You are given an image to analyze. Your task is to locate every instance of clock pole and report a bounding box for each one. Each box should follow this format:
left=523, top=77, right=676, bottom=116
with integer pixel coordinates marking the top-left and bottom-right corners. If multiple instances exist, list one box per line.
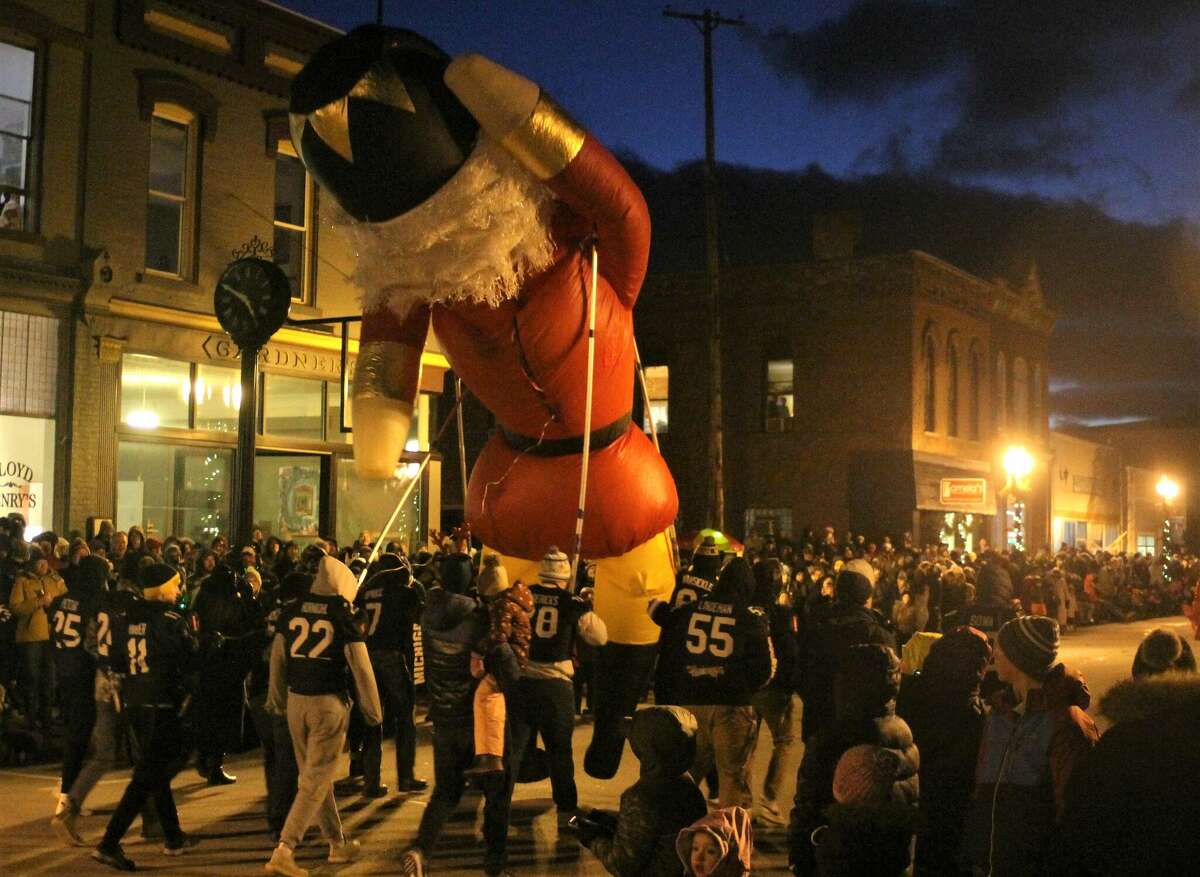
left=230, top=344, right=260, bottom=548
left=214, top=253, right=292, bottom=552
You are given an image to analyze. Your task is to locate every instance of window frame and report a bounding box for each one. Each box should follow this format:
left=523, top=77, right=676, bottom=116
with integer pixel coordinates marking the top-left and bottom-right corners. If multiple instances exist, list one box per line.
left=946, top=337, right=960, bottom=438
left=968, top=343, right=982, bottom=441
left=923, top=335, right=937, bottom=433
left=0, top=32, right=42, bottom=236
left=273, top=138, right=316, bottom=305
left=763, top=355, right=795, bottom=430
left=144, top=102, right=199, bottom=281
left=995, top=351, right=1007, bottom=433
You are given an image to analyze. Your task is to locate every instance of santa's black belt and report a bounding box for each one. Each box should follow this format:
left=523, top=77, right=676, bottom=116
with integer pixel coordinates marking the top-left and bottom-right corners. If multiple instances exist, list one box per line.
left=500, top=412, right=632, bottom=457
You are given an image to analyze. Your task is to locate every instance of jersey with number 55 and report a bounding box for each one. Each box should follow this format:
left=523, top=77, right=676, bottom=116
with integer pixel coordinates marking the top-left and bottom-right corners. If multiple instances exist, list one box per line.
left=278, top=593, right=363, bottom=696
left=651, top=598, right=773, bottom=706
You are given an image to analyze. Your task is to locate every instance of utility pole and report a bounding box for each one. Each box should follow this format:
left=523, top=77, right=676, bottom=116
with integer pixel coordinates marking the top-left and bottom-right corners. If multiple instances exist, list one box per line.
left=376, top=0, right=385, bottom=25
left=664, top=6, right=743, bottom=532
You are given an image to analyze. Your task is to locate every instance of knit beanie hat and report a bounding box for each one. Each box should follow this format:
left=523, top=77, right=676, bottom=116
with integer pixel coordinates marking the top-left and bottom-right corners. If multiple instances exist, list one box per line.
left=836, top=558, right=876, bottom=605
left=1134, top=628, right=1184, bottom=675
left=997, top=616, right=1059, bottom=680
left=477, top=554, right=510, bottom=597
left=832, top=744, right=903, bottom=804
left=538, top=546, right=571, bottom=584
left=139, top=562, right=181, bottom=601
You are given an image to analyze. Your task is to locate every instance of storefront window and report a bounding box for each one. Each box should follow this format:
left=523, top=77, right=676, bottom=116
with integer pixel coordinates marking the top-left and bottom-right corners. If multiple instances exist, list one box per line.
left=336, top=462, right=424, bottom=552
left=117, top=441, right=231, bottom=541
left=120, top=354, right=190, bottom=430
left=263, top=373, right=322, bottom=439
left=325, top=380, right=349, bottom=443
left=194, top=363, right=240, bottom=433
left=0, top=414, right=54, bottom=540
left=254, top=453, right=322, bottom=541
left=1, top=310, right=57, bottom=416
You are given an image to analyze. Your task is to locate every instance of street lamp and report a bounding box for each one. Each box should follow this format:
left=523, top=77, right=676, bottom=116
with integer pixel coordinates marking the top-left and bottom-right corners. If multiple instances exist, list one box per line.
left=1003, top=445, right=1035, bottom=552
left=1156, top=475, right=1179, bottom=580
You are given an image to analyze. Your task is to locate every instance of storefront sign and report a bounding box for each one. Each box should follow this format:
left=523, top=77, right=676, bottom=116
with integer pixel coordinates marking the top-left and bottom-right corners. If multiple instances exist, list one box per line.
left=0, top=415, right=55, bottom=539
left=940, top=477, right=986, bottom=504
left=201, top=334, right=346, bottom=380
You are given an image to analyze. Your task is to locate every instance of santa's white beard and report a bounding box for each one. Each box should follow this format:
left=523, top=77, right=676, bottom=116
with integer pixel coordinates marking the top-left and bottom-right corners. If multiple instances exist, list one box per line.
left=335, top=137, right=556, bottom=318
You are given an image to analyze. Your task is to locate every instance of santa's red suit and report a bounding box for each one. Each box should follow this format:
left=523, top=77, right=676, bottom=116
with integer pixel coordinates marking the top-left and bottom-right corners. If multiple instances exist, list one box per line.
left=352, top=55, right=678, bottom=776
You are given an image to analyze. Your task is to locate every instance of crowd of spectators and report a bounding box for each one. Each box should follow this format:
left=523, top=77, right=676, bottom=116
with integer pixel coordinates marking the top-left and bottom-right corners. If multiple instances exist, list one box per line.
left=3, top=507, right=1200, bottom=874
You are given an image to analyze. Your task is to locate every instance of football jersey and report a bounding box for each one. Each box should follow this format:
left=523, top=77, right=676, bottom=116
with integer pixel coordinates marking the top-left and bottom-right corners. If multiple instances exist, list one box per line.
left=671, top=569, right=718, bottom=608
left=113, top=599, right=198, bottom=707
left=658, top=597, right=773, bottom=706
left=355, top=569, right=423, bottom=653
left=279, top=593, right=363, bottom=696
left=527, top=584, right=588, bottom=664
left=48, top=592, right=100, bottom=680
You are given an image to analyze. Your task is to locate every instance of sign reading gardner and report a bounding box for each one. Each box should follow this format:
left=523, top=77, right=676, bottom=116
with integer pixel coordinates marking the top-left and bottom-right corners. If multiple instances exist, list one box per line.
left=940, top=477, right=987, bottom=504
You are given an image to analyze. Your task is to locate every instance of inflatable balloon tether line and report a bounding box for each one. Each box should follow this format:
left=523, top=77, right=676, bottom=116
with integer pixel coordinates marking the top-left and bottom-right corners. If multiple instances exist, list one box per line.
left=569, top=239, right=600, bottom=585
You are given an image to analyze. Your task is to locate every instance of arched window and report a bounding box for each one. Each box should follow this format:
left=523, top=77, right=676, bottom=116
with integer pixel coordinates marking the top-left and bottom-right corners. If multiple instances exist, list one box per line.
left=1030, top=363, right=1042, bottom=433
left=969, top=344, right=982, bottom=440
left=923, top=335, right=937, bottom=433
left=996, top=352, right=1007, bottom=433
left=947, top=339, right=960, bottom=438
left=1012, top=357, right=1029, bottom=430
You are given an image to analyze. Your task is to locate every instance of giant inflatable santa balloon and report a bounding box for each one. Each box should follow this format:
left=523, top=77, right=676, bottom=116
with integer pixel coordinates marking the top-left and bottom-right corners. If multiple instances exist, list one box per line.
left=289, top=26, right=678, bottom=777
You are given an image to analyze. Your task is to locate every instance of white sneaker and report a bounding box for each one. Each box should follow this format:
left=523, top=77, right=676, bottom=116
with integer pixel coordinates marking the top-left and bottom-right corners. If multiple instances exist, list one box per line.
left=54, top=793, right=71, bottom=818
left=328, top=836, right=360, bottom=864
left=400, top=848, right=426, bottom=877
left=265, top=843, right=308, bottom=877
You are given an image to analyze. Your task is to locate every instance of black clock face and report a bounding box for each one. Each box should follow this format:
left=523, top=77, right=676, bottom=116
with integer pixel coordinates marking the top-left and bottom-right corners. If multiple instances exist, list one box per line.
left=214, top=257, right=292, bottom=349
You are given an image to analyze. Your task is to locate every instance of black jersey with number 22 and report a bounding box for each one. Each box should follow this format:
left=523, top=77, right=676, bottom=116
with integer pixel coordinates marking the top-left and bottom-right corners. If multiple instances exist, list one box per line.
left=280, top=593, right=363, bottom=696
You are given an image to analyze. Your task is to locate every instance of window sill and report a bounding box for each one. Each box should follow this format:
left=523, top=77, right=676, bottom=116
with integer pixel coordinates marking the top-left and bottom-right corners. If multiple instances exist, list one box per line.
left=0, top=229, right=45, bottom=246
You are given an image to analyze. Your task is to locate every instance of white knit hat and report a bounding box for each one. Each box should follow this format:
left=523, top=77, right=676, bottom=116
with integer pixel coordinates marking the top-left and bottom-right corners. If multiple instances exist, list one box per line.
left=539, top=546, right=571, bottom=584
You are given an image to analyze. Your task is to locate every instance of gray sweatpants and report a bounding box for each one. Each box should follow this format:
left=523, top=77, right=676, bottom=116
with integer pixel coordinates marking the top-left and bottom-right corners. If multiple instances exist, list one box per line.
left=280, top=692, right=350, bottom=850
left=69, top=696, right=119, bottom=805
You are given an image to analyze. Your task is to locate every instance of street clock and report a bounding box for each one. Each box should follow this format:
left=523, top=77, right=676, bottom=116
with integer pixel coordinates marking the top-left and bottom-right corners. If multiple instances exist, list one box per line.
left=214, top=257, right=292, bottom=349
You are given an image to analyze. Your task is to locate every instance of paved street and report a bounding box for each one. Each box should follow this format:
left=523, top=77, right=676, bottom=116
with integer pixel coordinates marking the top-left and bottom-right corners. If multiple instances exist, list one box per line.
left=0, top=616, right=1184, bottom=876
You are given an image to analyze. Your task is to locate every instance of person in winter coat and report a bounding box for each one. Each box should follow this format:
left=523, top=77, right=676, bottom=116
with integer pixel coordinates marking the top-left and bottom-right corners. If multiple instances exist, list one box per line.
left=1129, top=627, right=1195, bottom=677
left=399, top=554, right=520, bottom=877
left=799, top=559, right=896, bottom=743
left=651, top=557, right=775, bottom=809
left=896, top=626, right=991, bottom=876
left=576, top=705, right=708, bottom=877
left=788, top=643, right=919, bottom=876
left=466, top=554, right=533, bottom=776
left=1055, top=660, right=1200, bottom=876
left=676, top=806, right=753, bottom=877
left=750, top=557, right=800, bottom=823
left=810, top=744, right=921, bottom=877
left=961, top=617, right=1098, bottom=877
left=8, top=548, right=66, bottom=732
left=974, top=551, right=1013, bottom=608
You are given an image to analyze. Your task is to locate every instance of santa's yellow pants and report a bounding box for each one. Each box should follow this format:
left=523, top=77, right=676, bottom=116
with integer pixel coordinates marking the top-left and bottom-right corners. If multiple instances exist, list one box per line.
left=486, top=529, right=675, bottom=644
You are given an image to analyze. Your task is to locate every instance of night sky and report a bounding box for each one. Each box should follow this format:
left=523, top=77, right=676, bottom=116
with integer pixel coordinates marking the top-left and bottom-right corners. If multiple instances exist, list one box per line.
left=272, top=0, right=1200, bottom=425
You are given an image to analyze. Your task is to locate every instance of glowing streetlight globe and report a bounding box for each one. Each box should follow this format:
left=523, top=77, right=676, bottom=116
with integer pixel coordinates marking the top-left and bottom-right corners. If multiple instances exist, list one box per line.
left=1003, top=445, right=1034, bottom=480
left=1156, top=475, right=1180, bottom=502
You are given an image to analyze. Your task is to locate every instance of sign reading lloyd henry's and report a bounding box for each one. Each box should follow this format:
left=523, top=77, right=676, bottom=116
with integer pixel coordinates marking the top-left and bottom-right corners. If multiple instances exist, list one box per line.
left=201, top=334, right=345, bottom=379
left=940, top=477, right=987, bottom=505
left=0, top=459, right=41, bottom=511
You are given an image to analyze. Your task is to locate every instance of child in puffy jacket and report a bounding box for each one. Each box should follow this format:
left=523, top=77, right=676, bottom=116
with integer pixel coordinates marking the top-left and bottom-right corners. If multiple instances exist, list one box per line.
left=676, top=806, right=754, bottom=876
left=465, top=555, right=532, bottom=775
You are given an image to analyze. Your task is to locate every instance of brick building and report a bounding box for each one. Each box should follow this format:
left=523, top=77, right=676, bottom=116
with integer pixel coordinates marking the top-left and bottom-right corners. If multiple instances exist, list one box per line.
left=636, top=240, right=1055, bottom=552
left=0, top=0, right=446, bottom=546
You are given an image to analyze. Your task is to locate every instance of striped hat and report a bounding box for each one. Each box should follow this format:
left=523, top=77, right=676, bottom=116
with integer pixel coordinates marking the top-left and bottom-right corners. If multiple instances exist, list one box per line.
left=538, top=546, right=571, bottom=583
left=998, top=616, right=1060, bottom=680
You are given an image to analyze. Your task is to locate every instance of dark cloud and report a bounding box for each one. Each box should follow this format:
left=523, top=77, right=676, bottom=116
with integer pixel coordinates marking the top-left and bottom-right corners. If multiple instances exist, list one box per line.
left=750, top=1, right=1200, bottom=176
